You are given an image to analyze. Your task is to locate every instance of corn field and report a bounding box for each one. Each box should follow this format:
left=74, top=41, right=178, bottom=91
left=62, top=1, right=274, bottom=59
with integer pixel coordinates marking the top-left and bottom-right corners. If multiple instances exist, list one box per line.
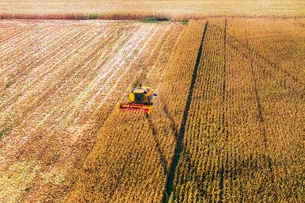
left=172, top=18, right=305, bottom=202
left=0, top=15, right=304, bottom=203
left=1, top=0, right=305, bottom=18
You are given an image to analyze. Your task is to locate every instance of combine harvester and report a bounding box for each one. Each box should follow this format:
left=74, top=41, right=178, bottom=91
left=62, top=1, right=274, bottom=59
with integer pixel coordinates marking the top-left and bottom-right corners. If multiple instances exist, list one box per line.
left=118, top=84, right=157, bottom=115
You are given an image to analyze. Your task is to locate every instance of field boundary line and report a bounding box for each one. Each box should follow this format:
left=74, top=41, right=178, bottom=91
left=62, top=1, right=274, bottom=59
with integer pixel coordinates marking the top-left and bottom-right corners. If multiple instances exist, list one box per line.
left=1, top=13, right=305, bottom=21
left=162, top=21, right=209, bottom=203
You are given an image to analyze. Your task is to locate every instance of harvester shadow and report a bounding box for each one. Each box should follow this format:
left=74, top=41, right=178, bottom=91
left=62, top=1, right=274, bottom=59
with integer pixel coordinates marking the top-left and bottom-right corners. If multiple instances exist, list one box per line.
left=162, top=103, right=178, bottom=134
left=147, top=117, right=169, bottom=176
left=146, top=99, right=185, bottom=177
left=177, top=151, right=275, bottom=201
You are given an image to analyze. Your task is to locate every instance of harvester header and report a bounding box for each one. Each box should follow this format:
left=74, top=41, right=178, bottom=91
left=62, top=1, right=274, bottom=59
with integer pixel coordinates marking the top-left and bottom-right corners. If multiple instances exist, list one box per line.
left=118, top=84, right=157, bottom=115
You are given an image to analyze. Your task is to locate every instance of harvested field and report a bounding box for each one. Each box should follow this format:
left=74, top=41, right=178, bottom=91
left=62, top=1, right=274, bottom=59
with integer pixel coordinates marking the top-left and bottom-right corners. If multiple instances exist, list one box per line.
left=0, top=20, right=185, bottom=202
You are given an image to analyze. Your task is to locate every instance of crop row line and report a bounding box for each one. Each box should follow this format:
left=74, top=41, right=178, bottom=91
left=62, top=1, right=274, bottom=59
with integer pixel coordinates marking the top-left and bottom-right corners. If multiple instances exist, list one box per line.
left=250, top=60, right=267, bottom=148
left=219, top=19, right=228, bottom=203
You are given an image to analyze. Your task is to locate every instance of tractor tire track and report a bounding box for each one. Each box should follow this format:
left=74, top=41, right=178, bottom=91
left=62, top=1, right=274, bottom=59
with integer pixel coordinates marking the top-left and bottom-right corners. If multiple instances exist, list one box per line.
left=211, top=23, right=304, bottom=86
left=249, top=60, right=274, bottom=176
left=226, top=33, right=304, bottom=86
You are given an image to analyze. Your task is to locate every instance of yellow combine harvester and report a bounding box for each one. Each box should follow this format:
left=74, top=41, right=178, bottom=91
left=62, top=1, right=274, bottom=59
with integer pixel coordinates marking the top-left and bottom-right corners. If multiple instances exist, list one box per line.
left=118, top=84, right=157, bottom=115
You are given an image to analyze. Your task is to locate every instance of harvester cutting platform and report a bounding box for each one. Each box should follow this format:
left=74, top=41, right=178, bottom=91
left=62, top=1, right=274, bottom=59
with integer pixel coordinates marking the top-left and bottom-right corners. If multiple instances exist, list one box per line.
left=118, top=84, right=157, bottom=115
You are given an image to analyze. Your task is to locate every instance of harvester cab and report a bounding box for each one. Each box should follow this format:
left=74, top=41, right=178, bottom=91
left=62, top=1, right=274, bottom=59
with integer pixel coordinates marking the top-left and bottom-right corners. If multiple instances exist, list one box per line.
left=118, top=84, right=157, bottom=115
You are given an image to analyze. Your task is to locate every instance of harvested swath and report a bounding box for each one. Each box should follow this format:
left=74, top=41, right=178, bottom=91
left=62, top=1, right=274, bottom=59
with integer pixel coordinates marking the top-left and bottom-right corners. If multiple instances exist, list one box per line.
left=66, top=20, right=206, bottom=202
left=0, top=20, right=184, bottom=202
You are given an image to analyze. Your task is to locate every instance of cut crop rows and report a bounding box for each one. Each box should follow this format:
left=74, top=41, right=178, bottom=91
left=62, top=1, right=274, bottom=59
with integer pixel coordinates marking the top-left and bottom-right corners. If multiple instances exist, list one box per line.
left=0, top=20, right=184, bottom=202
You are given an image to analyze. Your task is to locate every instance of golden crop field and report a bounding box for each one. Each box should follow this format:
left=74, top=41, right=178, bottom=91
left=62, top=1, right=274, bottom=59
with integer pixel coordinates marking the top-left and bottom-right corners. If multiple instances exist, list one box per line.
left=66, top=20, right=206, bottom=202
left=1, top=1, right=305, bottom=203
left=62, top=18, right=305, bottom=203
left=172, top=18, right=305, bottom=202
left=1, top=0, right=305, bottom=19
